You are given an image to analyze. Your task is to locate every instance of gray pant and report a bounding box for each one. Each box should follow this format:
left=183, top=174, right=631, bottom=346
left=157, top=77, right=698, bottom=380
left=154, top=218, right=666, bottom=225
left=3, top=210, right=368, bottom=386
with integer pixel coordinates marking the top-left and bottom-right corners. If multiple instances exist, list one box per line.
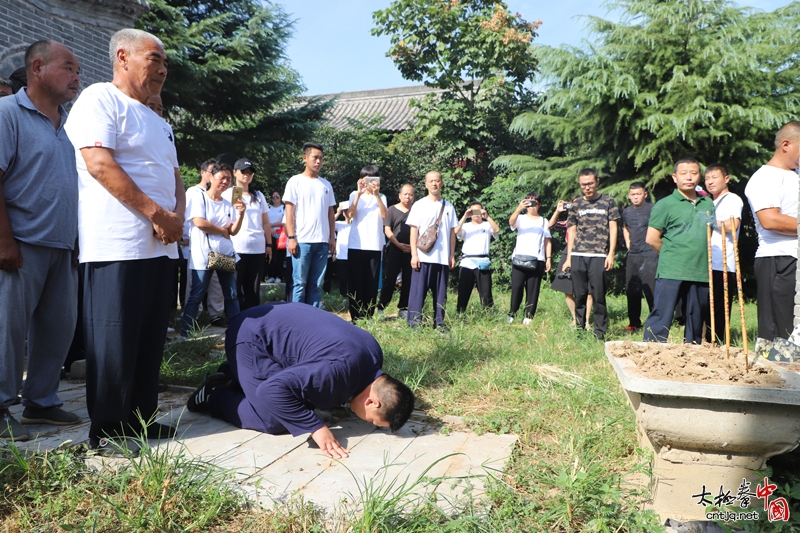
left=0, top=241, right=77, bottom=409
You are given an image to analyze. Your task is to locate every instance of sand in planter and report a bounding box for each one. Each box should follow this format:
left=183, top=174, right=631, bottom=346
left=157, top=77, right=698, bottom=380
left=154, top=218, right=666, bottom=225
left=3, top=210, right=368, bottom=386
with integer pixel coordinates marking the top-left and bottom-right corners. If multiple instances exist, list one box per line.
left=609, top=341, right=785, bottom=387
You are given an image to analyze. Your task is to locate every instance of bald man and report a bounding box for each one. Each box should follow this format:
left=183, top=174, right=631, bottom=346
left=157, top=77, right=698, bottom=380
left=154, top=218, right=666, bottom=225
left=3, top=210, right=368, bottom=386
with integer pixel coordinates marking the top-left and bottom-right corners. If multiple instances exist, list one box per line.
left=66, top=29, right=185, bottom=456
left=0, top=41, right=83, bottom=441
left=744, top=121, right=800, bottom=345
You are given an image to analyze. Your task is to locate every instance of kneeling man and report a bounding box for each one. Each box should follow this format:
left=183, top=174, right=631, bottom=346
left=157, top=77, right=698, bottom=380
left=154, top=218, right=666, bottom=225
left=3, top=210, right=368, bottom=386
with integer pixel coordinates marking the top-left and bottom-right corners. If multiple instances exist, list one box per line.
left=187, top=302, right=414, bottom=458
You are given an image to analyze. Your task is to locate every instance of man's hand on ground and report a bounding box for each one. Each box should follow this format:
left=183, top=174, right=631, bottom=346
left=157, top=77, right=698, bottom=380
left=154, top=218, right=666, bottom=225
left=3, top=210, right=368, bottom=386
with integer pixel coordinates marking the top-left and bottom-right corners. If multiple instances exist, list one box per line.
left=311, top=425, right=349, bottom=459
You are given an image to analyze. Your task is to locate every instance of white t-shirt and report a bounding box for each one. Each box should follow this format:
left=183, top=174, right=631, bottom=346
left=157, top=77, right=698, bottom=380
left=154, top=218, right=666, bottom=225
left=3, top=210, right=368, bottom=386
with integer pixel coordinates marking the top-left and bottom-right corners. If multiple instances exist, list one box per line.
left=459, top=221, right=496, bottom=256
left=223, top=189, right=268, bottom=254
left=182, top=184, right=206, bottom=260
left=65, top=82, right=179, bottom=262
left=187, top=192, right=237, bottom=270
left=511, top=215, right=551, bottom=261
left=348, top=191, right=388, bottom=251
left=745, top=165, right=799, bottom=258
left=406, top=197, right=458, bottom=266
left=282, top=174, right=336, bottom=243
left=268, top=204, right=285, bottom=232
left=335, top=220, right=351, bottom=260
left=711, top=192, right=743, bottom=272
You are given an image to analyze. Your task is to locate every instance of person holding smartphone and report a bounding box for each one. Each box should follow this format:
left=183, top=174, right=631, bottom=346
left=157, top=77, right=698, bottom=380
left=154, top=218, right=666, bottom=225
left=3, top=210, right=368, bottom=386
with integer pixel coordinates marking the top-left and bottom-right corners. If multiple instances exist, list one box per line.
left=346, top=166, right=388, bottom=322
left=508, top=193, right=552, bottom=325
left=454, top=201, right=499, bottom=313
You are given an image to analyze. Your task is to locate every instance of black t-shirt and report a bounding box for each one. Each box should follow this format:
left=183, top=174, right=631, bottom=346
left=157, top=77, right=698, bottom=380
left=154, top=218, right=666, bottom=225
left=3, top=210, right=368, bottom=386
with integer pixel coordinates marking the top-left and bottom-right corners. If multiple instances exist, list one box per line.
left=622, top=203, right=657, bottom=256
left=384, top=204, right=411, bottom=247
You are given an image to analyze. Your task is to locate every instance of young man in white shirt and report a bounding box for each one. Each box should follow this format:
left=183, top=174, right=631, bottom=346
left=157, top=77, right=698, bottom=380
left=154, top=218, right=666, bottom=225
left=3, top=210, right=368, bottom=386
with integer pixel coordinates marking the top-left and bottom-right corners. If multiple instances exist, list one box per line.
left=347, top=166, right=388, bottom=322
left=283, top=142, right=336, bottom=308
left=744, top=121, right=800, bottom=345
left=704, top=164, right=743, bottom=344
left=406, top=171, right=458, bottom=331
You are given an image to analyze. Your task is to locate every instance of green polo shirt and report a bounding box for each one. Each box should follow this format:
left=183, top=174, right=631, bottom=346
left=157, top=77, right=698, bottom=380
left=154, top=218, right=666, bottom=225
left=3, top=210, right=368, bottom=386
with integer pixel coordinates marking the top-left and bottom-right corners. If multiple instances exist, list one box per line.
left=649, top=190, right=715, bottom=282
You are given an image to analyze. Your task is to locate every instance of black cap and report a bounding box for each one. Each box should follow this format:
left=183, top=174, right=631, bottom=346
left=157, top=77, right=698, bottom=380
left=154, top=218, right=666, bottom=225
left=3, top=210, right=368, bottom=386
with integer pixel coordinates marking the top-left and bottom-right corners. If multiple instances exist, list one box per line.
left=234, top=158, right=255, bottom=172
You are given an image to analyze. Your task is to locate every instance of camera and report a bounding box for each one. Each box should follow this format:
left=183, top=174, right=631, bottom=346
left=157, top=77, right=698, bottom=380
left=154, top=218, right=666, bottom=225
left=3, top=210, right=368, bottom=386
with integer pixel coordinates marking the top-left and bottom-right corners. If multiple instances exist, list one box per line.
left=471, top=208, right=482, bottom=216
left=557, top=267, right=572, bottom=280
left=563, top=202, right=573, bottom=209
left=526, top=200, right=537, bottom=208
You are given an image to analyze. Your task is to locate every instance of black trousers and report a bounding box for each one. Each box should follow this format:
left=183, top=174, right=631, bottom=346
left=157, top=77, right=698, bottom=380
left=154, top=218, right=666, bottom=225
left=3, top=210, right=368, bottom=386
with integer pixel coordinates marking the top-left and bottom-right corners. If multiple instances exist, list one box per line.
left=571, top=256, right=609, bottom=337
left=644, top=278, right=709, bottom=344
left=705, top=269, right=737, bottom=344
left=236, top=253, right=265, bottom=311
left=625, top=254, right=657, bottom=327
left=171, top=248, right=188, bottom=311
left=754, top=256, right=796, bottom=340
left=347, top=249, right=382, bottom=320
left=379, top=245, right=412, bottom=311
left=457, top=267, right=493, bottom=312
left=509, top=263, right=544, bottom=318
left=337, top=259, right=349, bottom=297
left=267, top=240, right=286, bottom=280
left=82, top=257, right=172, bottom=441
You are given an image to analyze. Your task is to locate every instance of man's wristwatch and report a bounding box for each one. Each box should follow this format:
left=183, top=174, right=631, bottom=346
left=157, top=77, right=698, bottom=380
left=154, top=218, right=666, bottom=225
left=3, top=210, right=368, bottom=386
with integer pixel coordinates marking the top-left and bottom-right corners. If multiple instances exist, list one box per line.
left=287, top=235, right=296, bottom=240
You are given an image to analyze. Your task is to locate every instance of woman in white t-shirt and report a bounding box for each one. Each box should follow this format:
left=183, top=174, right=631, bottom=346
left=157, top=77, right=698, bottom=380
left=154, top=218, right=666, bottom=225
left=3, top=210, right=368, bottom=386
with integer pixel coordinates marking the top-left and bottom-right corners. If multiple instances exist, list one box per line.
left=223, top=159, right=273, bottom=310
left=346, top=167, right=388, bottom=322
left=266, top=191, right=286, bottom=283
left=508, top=192, right=552, bottom=325
left=179, top=163, right=245, bottom=338
left=454, top=201, right=500, bottom=313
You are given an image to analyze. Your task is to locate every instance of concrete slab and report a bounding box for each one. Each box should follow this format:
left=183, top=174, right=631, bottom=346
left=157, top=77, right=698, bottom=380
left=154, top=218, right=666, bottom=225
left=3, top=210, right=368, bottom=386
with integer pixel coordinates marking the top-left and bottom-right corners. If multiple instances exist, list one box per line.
left=7, top=379, right=518, bottom=516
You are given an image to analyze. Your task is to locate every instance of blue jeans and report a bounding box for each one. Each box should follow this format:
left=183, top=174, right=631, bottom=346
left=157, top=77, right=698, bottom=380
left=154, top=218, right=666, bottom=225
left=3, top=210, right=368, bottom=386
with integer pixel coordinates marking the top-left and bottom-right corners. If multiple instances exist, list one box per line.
left=181, top=269, right=239, bottom=336
left=291, top=242, right=328, bottom=308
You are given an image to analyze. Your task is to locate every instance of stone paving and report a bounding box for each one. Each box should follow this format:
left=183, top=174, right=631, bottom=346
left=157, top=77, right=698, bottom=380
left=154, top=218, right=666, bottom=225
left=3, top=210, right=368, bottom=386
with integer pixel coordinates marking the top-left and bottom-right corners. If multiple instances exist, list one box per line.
left=9, top=377, right=517, bottom=515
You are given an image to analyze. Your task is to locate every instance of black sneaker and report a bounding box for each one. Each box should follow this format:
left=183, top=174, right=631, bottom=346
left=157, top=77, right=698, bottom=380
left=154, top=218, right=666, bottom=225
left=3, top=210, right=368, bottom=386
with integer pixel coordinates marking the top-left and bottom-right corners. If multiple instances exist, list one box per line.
left=216, top=360, right=234, bottom=380
left=209, top=316, right=228, bottom=328
left=91, top=436, right=140, bottom=458
left=141, top=422, right=177, bottom=440
left=186, top=372, right=227, bottom=412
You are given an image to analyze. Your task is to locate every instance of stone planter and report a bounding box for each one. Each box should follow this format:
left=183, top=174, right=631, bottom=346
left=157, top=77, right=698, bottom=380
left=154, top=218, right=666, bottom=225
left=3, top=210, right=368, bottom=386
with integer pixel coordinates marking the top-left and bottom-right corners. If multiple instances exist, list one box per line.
left=605, top=341, right=800, bottom=523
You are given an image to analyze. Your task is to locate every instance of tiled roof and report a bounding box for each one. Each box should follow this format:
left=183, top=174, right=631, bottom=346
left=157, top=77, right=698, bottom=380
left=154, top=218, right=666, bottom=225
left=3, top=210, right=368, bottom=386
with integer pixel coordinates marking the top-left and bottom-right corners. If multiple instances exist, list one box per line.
left=308, top=85, right=446, bottom=132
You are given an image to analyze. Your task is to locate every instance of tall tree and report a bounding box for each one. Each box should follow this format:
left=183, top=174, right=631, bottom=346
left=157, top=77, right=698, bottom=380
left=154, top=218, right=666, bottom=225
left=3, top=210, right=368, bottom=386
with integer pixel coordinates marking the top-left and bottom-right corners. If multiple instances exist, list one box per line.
left=137, top=0, right=329, bottom=183
left=373, top=0, right=541, bottom=208
left=495, top=0, right=800, bottom=200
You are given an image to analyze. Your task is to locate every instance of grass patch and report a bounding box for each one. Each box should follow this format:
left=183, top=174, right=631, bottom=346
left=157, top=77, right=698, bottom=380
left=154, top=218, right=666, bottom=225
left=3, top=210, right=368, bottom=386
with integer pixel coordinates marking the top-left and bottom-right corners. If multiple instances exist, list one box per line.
left=4, top=285, right=783, bottom=531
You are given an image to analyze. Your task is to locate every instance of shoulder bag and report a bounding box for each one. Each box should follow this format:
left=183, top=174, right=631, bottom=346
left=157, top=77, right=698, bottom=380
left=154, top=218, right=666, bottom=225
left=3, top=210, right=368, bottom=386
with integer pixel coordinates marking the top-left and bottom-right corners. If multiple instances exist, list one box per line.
left=416, top=200, right=445, bottom=254
left=202, top=194, right=236, bottom=273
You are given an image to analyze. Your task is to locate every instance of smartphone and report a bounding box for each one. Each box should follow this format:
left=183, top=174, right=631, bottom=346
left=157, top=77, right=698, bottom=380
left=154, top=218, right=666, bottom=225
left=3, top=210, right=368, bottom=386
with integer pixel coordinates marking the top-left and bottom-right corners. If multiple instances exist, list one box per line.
left=471, top=208, right=482, bottom=216
left=527, top=200, right=537, bottom=208
left=563, top=202, right=573, bottom=209
left=364, top=176, right=380, bottom=186
left=231, top=186, right=243, bottom=205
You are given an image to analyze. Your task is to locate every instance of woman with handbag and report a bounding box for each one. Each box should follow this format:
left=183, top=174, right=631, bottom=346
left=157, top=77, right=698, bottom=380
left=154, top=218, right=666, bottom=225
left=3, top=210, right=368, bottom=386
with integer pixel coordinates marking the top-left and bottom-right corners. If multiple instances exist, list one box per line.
left=180, top=162, right=245, bottom=338
left=266, top=191, right=286, bottom=283
left=508, top=192, right=552, bottom=325
left=455, top=201, right=500, bottom=313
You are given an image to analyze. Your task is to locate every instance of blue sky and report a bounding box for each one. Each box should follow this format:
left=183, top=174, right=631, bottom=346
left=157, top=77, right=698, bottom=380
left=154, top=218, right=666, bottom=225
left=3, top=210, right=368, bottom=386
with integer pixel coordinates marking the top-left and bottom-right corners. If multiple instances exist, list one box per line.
left=282, top=0, right=791, bottom=96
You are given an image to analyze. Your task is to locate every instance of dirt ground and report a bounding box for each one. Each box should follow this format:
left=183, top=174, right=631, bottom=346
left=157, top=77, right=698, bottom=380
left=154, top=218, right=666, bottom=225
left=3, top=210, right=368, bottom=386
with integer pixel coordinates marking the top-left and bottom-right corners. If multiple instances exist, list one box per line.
left=609, top=341, right=785, bottom=387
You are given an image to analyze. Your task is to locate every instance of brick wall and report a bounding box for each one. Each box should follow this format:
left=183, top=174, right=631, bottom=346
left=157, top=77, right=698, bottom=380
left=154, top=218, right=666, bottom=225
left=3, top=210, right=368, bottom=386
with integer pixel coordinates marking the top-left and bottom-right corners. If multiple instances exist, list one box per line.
left=0, top=0, right=148, bottom=90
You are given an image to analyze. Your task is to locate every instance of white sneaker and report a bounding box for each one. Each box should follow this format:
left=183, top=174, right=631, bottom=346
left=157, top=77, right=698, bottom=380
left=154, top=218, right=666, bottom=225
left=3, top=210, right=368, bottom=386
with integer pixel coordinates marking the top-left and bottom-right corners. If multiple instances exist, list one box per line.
left=265, top=277, right=275, bottom=283
left=275, top=278, right=281, bottom=284
left=376, top=309, right=384, bottom=316
left=506, top=316, right=514, bottom=324
left=523, top=318, right=531, bottom=325
left=398, top=309, right=408, bottom=319
left=166, top=327, right=176, bottom=334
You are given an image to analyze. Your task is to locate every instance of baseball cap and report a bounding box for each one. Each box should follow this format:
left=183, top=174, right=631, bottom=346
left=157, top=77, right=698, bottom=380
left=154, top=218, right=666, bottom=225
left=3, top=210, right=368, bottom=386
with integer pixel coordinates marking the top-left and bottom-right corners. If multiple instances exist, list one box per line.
left=234, top=158, right=255, bottom=172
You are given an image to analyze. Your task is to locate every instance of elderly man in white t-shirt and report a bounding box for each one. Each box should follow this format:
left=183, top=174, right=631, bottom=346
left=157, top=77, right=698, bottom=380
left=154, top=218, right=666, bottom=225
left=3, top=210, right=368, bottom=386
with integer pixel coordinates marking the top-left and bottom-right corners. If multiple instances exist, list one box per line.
left=406, top=171, right=458, bottom=332
left=745, top=121, right=800, bottom=346
left=65, top=29, right=185, bottom=457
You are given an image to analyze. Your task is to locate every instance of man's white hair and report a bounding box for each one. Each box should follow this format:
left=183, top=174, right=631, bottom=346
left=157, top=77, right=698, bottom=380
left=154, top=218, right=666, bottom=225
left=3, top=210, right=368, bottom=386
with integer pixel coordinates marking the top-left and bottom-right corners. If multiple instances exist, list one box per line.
left=109, top=29, right=163, bottom=70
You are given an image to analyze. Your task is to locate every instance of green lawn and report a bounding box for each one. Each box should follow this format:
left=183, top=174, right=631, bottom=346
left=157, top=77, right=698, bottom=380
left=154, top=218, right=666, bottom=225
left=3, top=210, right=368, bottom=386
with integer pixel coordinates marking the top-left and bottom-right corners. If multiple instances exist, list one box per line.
left=1, top=285, right=797, bottom=532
